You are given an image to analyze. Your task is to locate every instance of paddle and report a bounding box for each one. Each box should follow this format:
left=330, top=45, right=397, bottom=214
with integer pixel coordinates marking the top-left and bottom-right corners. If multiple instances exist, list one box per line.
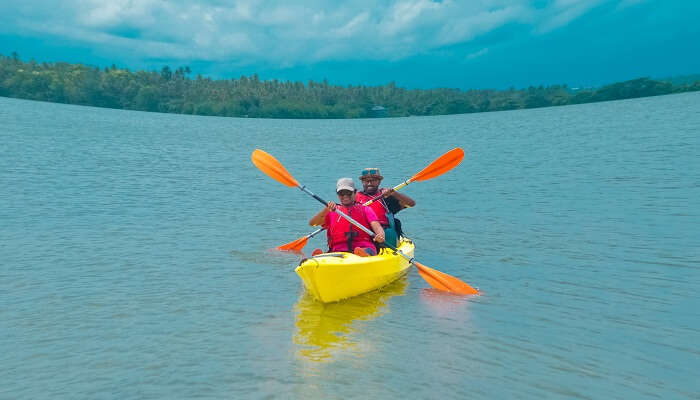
left=277, top=227, right=325, bottom=252
left=276, top=147, right=465, bottom=251
left=252, top=149, right=479, bottom=295
left=364, top=147, right=464, bottom=205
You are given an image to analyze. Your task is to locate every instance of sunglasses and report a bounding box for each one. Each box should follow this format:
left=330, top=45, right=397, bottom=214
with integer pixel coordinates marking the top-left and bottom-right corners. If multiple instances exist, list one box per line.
left=337, top=190, right=354, bottom=197
left=361, top=169, right=379, bottom=176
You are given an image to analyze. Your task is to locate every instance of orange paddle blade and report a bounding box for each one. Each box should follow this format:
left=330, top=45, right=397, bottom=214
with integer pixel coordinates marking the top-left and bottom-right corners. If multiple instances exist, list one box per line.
left=414, top=261, right=479, bottom=295
left=277, top=235, right=310, bottom=252
left=251, top=149, right=299, bottom=187
left=410, top=148, right=465, bottom=182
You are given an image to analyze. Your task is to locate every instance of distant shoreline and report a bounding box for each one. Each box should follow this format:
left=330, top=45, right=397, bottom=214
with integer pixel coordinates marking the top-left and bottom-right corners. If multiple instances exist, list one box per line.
left=2, top=52, right=699, bottom=119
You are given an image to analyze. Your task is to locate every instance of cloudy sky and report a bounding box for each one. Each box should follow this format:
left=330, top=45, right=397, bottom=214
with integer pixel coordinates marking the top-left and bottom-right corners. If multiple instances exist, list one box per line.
left=1, top=0, right=698, bottom=89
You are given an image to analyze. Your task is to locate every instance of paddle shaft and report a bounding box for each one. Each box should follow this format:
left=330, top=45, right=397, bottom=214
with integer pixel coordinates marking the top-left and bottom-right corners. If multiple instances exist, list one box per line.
left=363, top=179, right=413, bottom=205
left=305, top=226, right=325, bottom=239
left=299, top=185, right=377, bottom=238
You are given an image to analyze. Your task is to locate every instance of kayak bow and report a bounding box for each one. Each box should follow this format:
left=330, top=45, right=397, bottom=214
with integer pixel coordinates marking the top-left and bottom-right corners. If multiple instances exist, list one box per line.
left=296, top=238, right=415, bottom=303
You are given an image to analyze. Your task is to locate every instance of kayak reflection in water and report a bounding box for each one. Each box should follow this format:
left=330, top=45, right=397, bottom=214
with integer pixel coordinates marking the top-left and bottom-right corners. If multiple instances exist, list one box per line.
left=308, top=177, right=385, bottom=255
left=293, top=277, right=408, bottom=363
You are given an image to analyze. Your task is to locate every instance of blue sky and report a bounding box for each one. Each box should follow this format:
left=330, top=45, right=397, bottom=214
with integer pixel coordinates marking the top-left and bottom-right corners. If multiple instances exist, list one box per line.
left=1, top=0, right=698, bottom=89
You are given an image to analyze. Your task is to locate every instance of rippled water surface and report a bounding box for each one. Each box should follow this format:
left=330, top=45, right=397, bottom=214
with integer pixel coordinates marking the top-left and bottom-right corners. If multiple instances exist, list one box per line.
left=1, top=93, right=699, bottom=399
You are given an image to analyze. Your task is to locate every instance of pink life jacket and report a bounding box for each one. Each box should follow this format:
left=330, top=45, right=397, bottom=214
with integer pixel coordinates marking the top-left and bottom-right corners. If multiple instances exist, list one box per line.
left=324, top=202, right=377, bottom=252
left=356, top=191, right=389, bottom=226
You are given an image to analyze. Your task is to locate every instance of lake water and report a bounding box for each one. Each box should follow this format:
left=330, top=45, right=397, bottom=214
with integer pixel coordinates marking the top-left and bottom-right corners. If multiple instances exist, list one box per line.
left=1, top=93, right=699, bottom=399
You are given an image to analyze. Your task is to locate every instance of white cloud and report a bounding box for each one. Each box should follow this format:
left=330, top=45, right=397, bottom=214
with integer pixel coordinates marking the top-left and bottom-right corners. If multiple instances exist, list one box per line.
left=381, top=0, right=443, bottom=35
left=466, top=47, right=489, bottom=60
left=333, top=12, right=370, bottom=38
left=2, top=0, right=626, bottom=65
left=77, top=0, right=163, bottom=27
left=536, top=0, right=606, bottom=33
left=435, top=4, right=530, bottom=46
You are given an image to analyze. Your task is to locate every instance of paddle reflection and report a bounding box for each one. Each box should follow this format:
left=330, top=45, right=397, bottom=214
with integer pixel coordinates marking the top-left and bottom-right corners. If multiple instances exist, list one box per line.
left=419, top=288, right=474, bottom=319
left=293, top=277, right=408, bottom=363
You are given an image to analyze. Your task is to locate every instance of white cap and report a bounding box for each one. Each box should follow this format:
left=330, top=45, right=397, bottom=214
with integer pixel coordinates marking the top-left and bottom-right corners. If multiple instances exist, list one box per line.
left=336, top=177, right=356, bottom=193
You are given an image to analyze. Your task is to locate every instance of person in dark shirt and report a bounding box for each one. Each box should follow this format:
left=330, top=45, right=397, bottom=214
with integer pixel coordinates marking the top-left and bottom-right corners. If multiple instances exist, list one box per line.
left=354, top=168, right=415, bottom=246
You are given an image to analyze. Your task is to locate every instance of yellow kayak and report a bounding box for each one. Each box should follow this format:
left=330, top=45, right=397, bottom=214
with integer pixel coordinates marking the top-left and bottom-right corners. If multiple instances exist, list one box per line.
left=295, top=237, right=415, bottom=303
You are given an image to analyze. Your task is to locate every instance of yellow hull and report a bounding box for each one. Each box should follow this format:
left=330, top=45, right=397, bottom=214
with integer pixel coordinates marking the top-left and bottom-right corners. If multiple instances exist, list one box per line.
left=295, top=238, right=415, bottom=303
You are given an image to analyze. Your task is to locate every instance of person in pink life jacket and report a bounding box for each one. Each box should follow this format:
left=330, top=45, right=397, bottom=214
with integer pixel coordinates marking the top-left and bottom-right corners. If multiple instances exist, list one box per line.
left=309, top=177, right=385, bottom=255
left=354, top=167, right=415, bottom=246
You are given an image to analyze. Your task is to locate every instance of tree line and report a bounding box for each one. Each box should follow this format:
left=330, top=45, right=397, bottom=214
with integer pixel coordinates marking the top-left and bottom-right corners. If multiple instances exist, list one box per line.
left=1, top=52, right=699, bottom=118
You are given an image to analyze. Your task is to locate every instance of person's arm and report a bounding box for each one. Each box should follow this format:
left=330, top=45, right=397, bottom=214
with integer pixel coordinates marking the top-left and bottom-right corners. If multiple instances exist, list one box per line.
left=381, top=188, right=416, bottom=209
left=309, top=201, right=336, bottom=226
left=370, top=221, right=385, bottom=243
left=363, top=205, right=385, bottom=243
